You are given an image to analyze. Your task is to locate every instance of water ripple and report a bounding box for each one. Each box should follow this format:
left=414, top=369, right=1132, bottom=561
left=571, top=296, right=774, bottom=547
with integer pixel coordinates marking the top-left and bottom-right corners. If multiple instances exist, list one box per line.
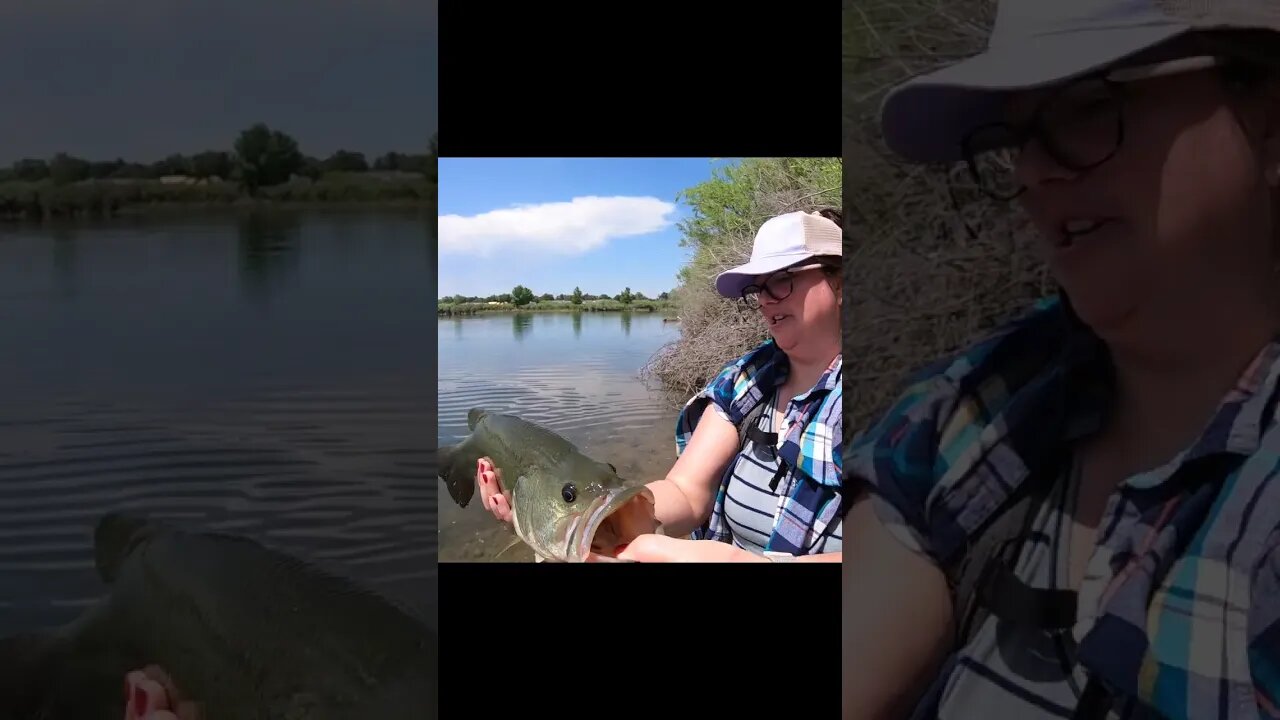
left=0, top=381, right=434, bottom=634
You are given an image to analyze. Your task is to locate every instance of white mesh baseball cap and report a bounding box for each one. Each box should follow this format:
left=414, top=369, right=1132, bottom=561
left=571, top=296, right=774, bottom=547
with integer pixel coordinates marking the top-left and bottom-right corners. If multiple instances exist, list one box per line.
left=714, top=211, right=842, bottom=299
left=879, top=0, right=1280, bottom=164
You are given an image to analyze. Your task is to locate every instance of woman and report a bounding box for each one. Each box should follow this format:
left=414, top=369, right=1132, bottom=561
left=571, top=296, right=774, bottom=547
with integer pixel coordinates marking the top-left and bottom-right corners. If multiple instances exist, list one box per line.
left=844, top=4, right=1280, bottom=720
left=474, top=208, right=845, bottom=562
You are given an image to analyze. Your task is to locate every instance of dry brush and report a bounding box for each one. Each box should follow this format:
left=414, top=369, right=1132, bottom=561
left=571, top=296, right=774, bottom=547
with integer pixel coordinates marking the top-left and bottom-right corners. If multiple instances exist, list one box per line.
left=842, top=0, right=1057, bottom=431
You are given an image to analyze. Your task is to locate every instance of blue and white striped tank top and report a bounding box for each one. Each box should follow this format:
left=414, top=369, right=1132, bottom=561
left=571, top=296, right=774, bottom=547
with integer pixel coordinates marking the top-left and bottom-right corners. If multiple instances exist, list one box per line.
left=722, top=390, right=843, bottom=556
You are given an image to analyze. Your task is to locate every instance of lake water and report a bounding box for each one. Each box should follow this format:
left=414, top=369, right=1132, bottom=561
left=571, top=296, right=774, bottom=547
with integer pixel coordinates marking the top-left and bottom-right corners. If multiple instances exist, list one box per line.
left=437, top=311, right=683, bottom=561
left=0, top=209, right=435, bottom=636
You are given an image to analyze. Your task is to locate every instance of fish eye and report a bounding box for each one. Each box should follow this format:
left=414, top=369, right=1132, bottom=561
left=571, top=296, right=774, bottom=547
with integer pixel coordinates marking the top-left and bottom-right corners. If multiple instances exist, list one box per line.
left=561, top=483, right=577, bottom=503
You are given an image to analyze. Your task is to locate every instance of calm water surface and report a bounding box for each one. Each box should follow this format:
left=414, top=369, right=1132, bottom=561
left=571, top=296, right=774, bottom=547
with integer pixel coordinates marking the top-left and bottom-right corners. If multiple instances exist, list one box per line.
left=437, top=311, right=681, bottom=561
left=0, top=210, right=434, bottom=635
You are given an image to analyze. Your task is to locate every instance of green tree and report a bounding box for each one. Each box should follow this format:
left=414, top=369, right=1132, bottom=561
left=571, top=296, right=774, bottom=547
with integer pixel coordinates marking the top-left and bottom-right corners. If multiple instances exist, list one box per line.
left=539, top=293, right=554, bottom=302
left=619, top=287, right=634, bottom=304
left=323, top=150, right=369, bottom=173
left=49, top=153, right=90, bottom=185
left=233, top=123, right=304, bottom=195
left=427, top=133, right=438, bottom=185
left=374, top=152, right=405, bottom=171
left=298, top=156, right=324, bottom=181
left=658, top=291, right=670, bottom=300
left=12, top=158, right=49, bottom=182
left=192, top=151, right=233, bottom=179
left=571, top=287, right=583, bottom=305
left=110, top=162, right=150, bottom=180
left=511, top=285, right=535, bottom=306
left=87, top=159, right=125, bottom=179
left=152, top=154, right=193, bottom=177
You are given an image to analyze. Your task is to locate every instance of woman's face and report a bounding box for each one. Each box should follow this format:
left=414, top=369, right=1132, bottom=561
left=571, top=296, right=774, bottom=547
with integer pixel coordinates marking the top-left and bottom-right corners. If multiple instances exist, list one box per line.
left=752, top=264, right=841, bottom=357
left=1006, top=62, right=1280, bottom=344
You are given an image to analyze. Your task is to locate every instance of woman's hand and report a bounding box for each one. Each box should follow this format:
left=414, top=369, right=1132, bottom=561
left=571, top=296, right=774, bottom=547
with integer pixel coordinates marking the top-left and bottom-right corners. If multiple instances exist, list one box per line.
left=475, top=457, right=513, bottom=524
left=124, top=665, right=202, bottom=720
left=591, top=534, right=768, bottom=563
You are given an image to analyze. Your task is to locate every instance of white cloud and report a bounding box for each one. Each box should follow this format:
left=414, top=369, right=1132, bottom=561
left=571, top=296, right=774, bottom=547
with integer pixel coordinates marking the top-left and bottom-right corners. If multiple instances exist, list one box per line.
left=438, top=195, right=676, bottom=257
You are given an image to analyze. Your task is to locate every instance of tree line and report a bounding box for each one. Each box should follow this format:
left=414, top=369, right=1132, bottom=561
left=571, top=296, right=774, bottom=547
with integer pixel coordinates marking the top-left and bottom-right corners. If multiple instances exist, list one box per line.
left=1, top=124, right=438, bottom=196
left=443, top=285, right=672, bottom=306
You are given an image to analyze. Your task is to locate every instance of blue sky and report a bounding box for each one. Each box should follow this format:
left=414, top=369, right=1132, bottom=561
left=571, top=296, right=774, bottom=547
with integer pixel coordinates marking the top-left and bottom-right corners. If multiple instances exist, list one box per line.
left=437, top=158, right=736, bottom=299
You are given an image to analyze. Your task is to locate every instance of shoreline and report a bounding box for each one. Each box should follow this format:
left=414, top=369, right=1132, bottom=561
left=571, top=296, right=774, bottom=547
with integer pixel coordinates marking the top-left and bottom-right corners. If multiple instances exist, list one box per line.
left=438, top=304, right=677, bottom=317
left=0, top=177, right=433, bottom=222
left=439, top=308, right=678, bottom=316
left=0, top=200, right=434, bottom=225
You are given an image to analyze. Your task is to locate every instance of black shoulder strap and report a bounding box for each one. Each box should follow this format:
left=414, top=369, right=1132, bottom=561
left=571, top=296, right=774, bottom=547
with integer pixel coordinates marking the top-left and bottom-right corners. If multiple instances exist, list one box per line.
left=944, top=456, right=1064, bottom=650
left=739, top=396, right=796, bottom=491
left=906, top=469, right=1063, bottom=720
left=738, top=395, right=771, bottom=452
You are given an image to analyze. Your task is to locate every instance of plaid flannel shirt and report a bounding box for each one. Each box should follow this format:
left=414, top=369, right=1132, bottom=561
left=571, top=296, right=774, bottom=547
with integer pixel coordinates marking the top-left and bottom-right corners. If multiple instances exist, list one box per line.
left=847, top=296, right=1280, bottom=720
left=674, top=338, right=843, bottom=555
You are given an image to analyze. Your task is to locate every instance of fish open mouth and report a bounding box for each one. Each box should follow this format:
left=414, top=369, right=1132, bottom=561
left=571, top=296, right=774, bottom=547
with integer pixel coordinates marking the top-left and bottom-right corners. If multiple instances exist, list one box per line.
left=563, top=485, right=660, bottom=562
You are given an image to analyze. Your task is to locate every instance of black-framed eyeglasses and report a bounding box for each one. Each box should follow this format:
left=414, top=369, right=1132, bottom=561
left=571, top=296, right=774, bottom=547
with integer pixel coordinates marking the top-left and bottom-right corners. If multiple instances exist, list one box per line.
left=741, top=262, right=826, bottom=309
left=960, top=55, right=1221, bottom=201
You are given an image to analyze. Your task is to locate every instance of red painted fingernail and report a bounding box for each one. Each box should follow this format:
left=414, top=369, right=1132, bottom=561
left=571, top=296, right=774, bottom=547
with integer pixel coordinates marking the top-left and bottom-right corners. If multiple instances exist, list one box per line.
left=480, top=473, right=487, bottom=485
left=615, top=543, right=629, bottom=555
left=132, top=684, right=147, bottom=714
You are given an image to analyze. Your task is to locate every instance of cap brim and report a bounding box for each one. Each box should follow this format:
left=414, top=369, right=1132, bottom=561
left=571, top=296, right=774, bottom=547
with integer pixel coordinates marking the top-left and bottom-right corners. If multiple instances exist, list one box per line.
left=879, top=23, right=1189, bottom=164
left=714, top=253, right=816, bottom=299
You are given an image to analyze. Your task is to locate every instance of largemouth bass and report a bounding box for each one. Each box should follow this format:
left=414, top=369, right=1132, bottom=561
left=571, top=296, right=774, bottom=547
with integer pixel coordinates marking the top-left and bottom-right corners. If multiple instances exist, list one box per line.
left=0, top=512, right=436, bottom=720
left=438, top=408, right=662, bottom=562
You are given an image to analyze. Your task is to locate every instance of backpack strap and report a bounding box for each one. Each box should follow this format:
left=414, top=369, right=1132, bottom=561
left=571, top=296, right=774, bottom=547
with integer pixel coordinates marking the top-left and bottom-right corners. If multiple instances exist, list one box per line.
left=906, top=473, right=1055, bottom=720
left=943, top=451, right=1068, bottom=650
left=738, top=394, right=771, bottom=454
left=961, top=451, right=1242, bottom=649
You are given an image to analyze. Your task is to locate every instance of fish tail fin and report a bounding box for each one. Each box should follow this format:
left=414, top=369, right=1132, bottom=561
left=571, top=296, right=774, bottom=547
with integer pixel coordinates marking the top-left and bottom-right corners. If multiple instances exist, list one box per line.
left=467, top=408, right=488, bottom=430
left=93, top=511, right=151, bottom=584
left=437, top=443, right=476, bottom=508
